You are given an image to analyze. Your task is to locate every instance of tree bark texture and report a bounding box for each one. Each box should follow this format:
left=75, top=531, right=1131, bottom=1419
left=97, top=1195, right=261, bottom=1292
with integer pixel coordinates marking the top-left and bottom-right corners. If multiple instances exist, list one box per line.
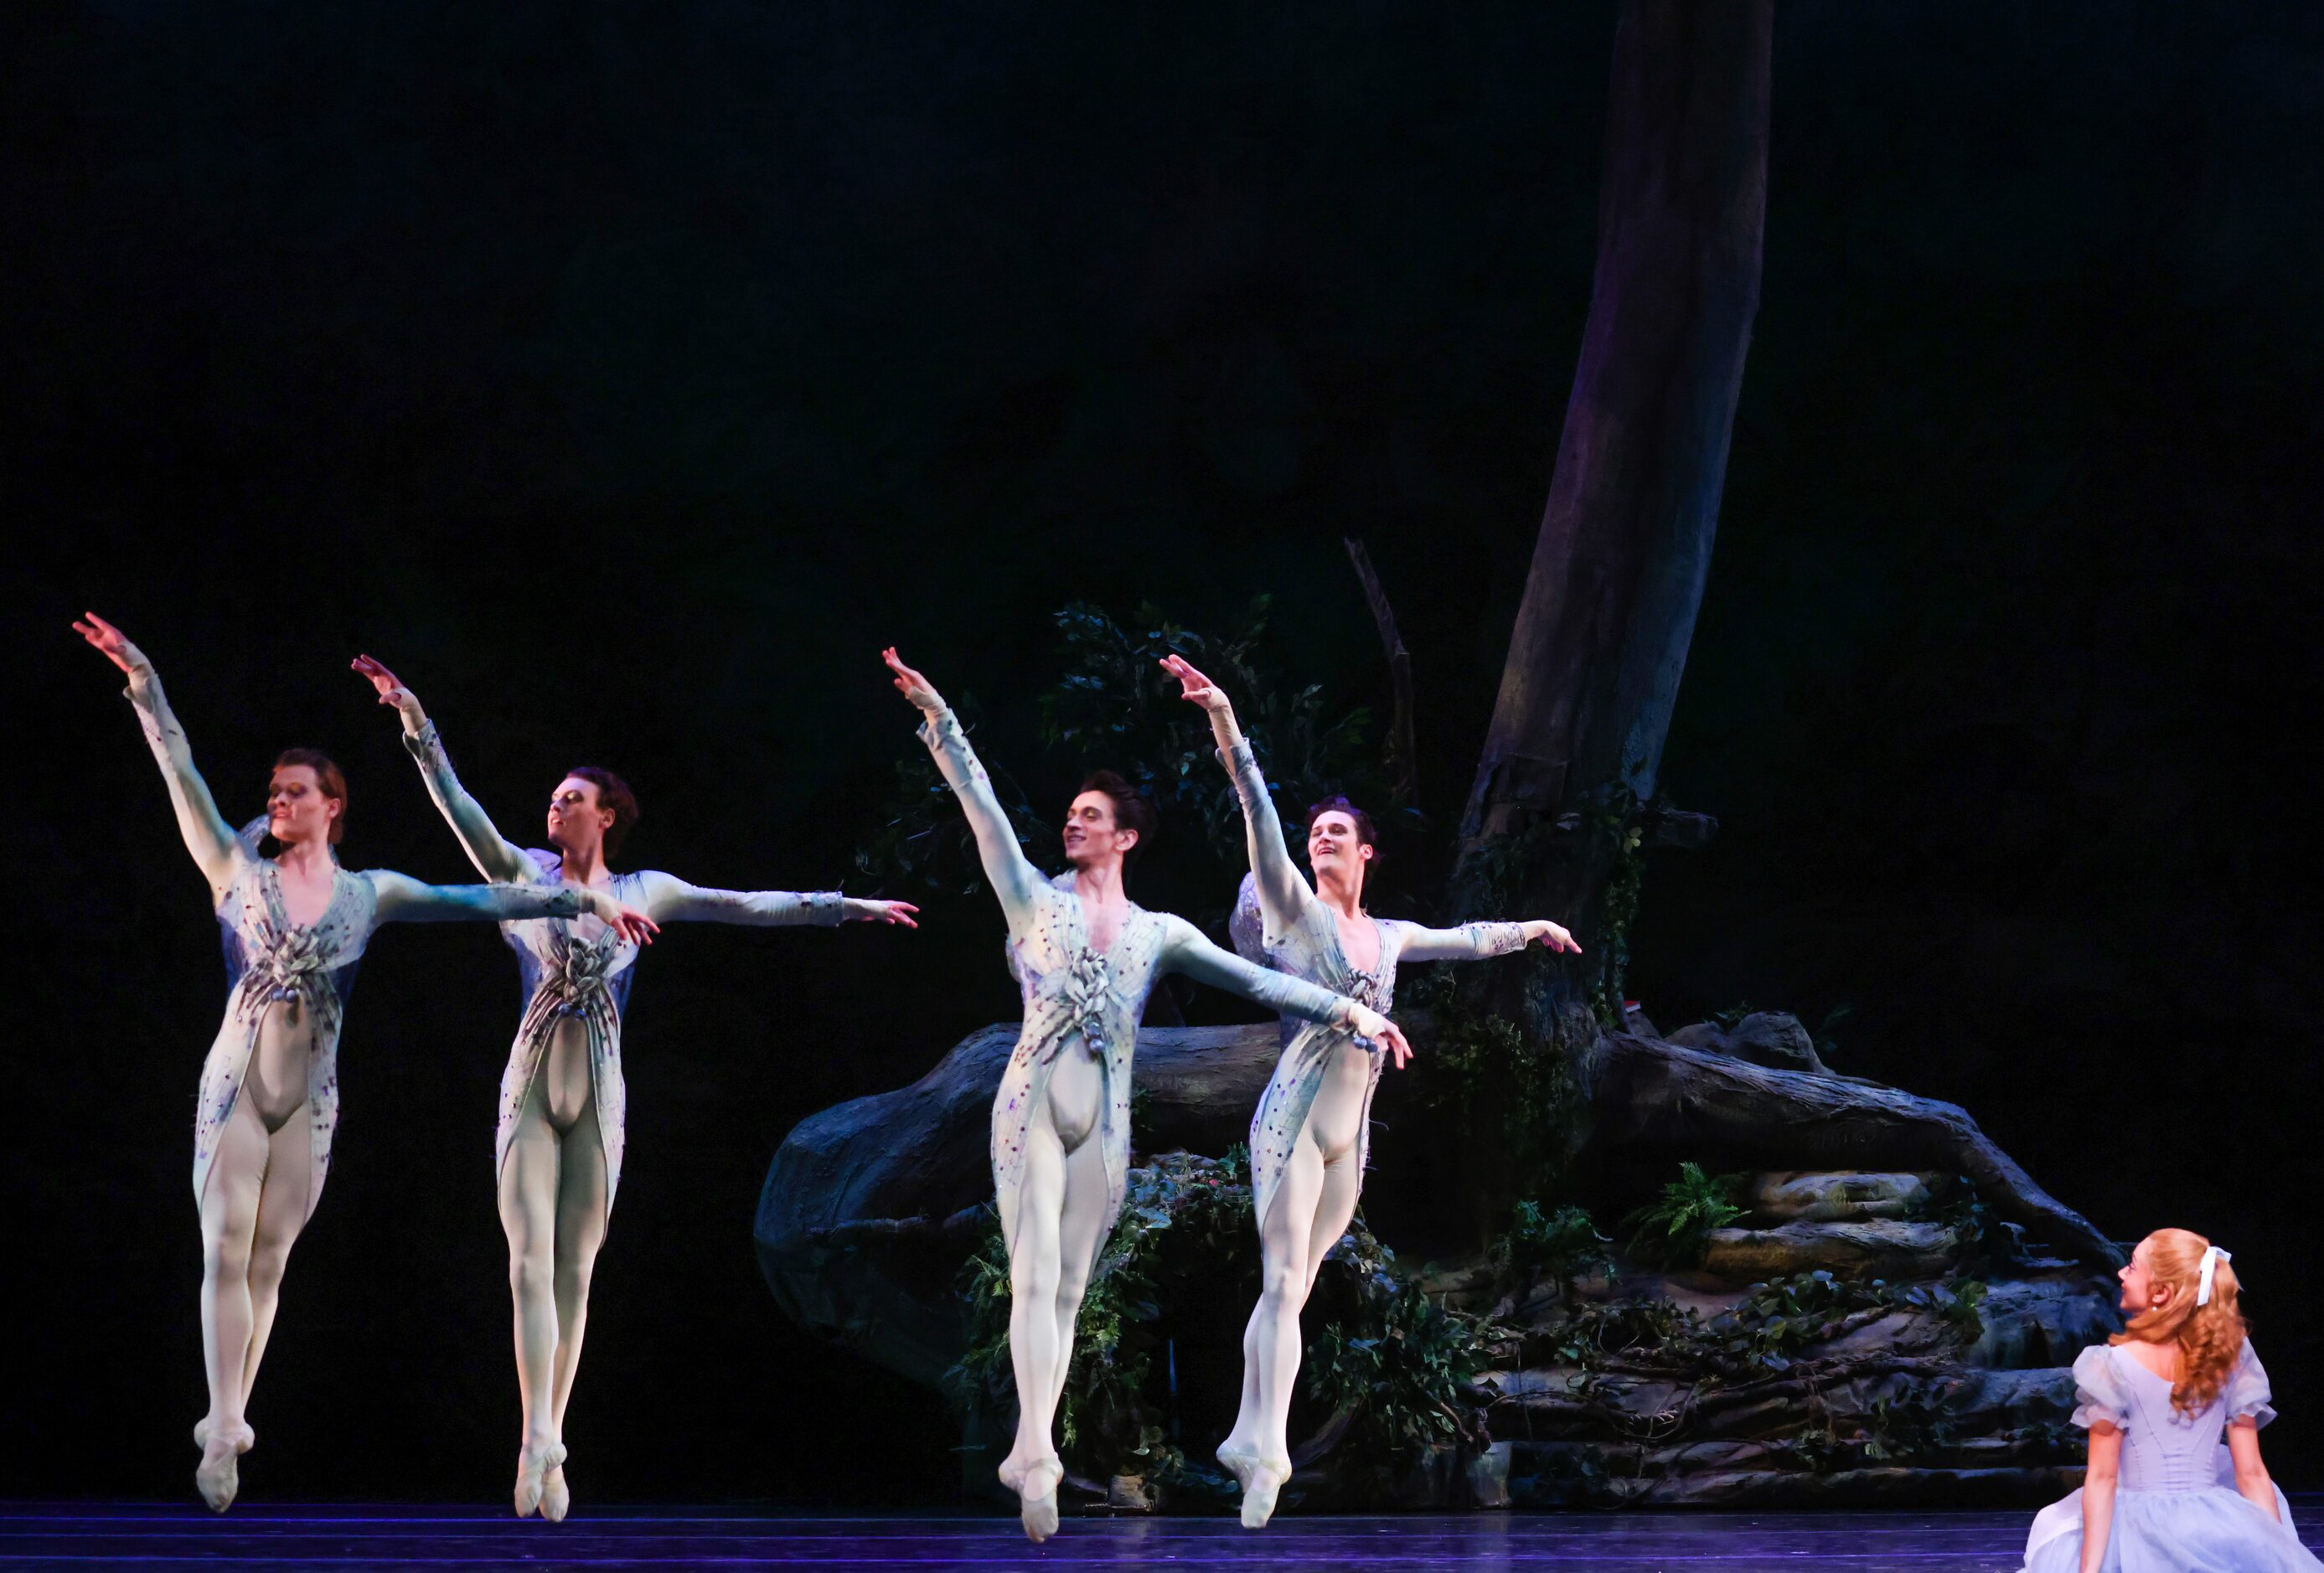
left=1463, top=0, right=1770, bottom=875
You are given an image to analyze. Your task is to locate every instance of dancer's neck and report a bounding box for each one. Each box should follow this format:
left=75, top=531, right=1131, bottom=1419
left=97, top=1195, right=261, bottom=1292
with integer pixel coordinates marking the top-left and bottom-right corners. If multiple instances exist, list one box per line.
left=560, top=847, right=613, bottom=886
left=1316, top=868, right=1365, bottom=922
left=273, top=840, right=334, bottom=882
left=1071, top=859, right=1129, bottom=910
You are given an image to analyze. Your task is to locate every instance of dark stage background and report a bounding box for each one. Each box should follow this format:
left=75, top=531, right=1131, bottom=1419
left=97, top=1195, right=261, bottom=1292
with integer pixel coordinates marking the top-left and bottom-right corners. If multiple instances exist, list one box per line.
left=7, top=1, right=2320, bottom=1504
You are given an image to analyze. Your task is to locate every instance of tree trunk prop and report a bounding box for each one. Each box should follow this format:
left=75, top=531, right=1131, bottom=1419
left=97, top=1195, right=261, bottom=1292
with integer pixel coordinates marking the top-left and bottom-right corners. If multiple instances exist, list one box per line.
left=1459, top=0, right=1770, bottom=1003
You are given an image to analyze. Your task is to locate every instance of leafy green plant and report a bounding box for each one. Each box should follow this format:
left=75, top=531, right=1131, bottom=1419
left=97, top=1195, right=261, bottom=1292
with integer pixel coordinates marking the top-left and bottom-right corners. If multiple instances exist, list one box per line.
left=1862, top=1388, right=1955, bottom=1462
left=1621, top=1163, right=1745, bottom=1267
left=1493, top=1200, right=1614, bottom=1297
left=1303, top=1276, right=1489, bottom=1497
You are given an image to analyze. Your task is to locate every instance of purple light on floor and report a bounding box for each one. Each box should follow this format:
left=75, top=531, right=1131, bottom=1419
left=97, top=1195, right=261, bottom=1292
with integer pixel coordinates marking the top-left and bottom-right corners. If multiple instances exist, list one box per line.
left=0, top=1500, right=2317, bottom=1571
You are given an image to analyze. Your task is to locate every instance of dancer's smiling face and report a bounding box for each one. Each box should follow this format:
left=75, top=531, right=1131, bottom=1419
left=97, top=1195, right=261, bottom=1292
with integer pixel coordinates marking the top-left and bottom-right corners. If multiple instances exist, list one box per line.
left=266, top=764, right=341, bottom=848
left=546, top=776, right=616, bottom=859
left=1307, top=808, right=1374, bottom=894
left=1061, top=790, right=1138, bottom=871
left=2117, top=1237, right=2167, bottom=1316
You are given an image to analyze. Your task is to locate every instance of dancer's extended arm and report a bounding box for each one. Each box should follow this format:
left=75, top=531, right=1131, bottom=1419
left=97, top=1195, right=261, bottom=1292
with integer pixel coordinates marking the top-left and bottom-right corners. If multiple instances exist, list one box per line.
left=1164, top=655, right=1309, bottom=932
left=1394, top=916, right=1578, bottom=962
left=368, top=870, right=658, bottom=943
left=351, top=658, right=538, bottom=884
left=886, top=649, right=1041, bottom=930
left=629, top=871, right=917, bottom=928
left=1161, top=917, right=1414, bottom=1065
left=79, top=615, right=243, bottom=896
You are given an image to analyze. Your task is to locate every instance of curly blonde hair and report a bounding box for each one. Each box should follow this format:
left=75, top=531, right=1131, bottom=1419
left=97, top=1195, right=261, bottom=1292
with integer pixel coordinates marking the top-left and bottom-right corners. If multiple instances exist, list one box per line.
left=2111, top=1227, right=2246, bottom=1416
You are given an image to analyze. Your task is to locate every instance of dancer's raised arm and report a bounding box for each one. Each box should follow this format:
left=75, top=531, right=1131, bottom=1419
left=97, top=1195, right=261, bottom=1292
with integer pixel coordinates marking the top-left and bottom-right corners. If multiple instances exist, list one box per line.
left=353, top=655, right=535, bottom=884
left=1164, top=654, right=1309, bottom=931
left=886, top=647, right=1041, bottom=927
left=1160, top=916, right=1413, bottom=1067
left=80, top=613, right=241, bottom=895
left=1395, top=916, right=1578, bottom=962
left=366, top=869, right=658, bottom=944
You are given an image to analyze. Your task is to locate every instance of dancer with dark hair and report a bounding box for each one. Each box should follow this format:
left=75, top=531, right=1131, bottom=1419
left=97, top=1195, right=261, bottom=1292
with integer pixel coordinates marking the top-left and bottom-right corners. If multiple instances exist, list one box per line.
left=1164, top=652, right=1578, bottom=1528
left=351, top=656, right=917, bottom=1519
left=882, top=648, right=1410, bottom=1542
left=2022, top=1230, right=2314, bottom=1571
left=75, top=616, right=659, bottom=1513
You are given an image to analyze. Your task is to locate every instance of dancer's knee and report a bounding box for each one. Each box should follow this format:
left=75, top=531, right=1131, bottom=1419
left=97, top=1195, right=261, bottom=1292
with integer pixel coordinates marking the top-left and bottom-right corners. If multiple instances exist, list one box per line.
left=203, top=1235, right=252, bottom=1284
left=510, top=1246, right=555, bottom=1299
left=1010, top=1253, right=1061, bottom=1308
left=552, top=1256, right=594, bottom=1305
left=1259, top=1256, right=1307, bottom=1313
left=246, top=1241, right=291, bottom=1296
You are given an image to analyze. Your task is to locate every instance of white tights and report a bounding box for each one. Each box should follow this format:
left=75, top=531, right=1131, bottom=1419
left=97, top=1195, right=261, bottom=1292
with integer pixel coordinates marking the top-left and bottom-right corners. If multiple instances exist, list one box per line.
left=995, top=1043, right=1109, bottom=1541
left=193, top=1008, right=318, bottom=1511
left=1218, top=1039, right=1371, bottom=1525
left=496, top=1021, right=609, bottom=1519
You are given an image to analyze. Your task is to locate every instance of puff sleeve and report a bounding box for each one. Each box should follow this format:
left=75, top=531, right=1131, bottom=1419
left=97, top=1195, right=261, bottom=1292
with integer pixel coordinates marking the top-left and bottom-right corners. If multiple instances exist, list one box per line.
left=2070, top=1345, right=2131, bottom=1431
left=2223, top=1342, right=2277, bottom=1428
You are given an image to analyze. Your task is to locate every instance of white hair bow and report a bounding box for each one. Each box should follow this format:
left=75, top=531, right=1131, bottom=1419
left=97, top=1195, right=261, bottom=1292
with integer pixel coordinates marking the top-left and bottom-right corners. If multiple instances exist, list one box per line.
left=2197, top=1245, right=2233, bottom=1307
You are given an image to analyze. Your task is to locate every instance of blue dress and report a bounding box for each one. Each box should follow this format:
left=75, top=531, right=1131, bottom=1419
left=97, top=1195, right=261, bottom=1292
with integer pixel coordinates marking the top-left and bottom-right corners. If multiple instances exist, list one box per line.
left=2023, top=1341, right=2318, bottom=1571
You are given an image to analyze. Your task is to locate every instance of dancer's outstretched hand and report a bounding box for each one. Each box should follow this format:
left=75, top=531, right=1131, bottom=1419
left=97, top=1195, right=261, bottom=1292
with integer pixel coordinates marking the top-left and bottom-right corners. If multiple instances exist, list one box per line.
left=845, top=898, right=922, bottom=928
left=607, top=901, right=661, bottom=947
left=1159, top=653, right=1229, bottom=712
left=350, top=654, right=424, bottom=725
left=883, top=647, right=944, bottom=712
left=73, top=611, right=149, bottom=676
left=1524, top=920, right=1583, bottom=954
left=1349, top=1004, right=1414, bottom=1070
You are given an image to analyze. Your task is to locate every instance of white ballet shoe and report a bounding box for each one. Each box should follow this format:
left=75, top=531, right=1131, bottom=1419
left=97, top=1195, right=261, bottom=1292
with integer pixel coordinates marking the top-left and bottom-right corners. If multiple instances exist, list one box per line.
left=1215, top=1441, right=1258, bottom=1490
left=1017, top=1455, right=1063, bottom=1544
left=513, top=1440, right=566, bottom=1519
left=192, top=1417, right=254, bottom=1452
left=1239, top=1457, right=1293, bottom=1530
left=540, top=1462, right=571, bottom=1524
left=194, top=1422, right=255, bottom=1514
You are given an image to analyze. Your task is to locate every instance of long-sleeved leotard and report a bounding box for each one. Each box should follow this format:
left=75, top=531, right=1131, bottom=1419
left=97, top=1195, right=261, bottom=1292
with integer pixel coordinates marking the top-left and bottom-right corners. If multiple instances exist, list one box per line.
left=1219, top=736, right=1528, bottom=1230
left=127, top=674, right=616, bottom=1220
left=916, top=705, right=1365, bottom=1271
left=401, top=719, right=843, bottom=1212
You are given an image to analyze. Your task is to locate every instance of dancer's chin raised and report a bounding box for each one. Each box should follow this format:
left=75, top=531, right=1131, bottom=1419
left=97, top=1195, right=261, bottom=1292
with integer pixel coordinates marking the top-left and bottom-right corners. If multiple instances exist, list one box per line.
left=194, top=1422, right=255, bottom=1514
left=1238, top=1457, right=1293, bottom=1530
left=513, top=1440, right=567, bottom=1519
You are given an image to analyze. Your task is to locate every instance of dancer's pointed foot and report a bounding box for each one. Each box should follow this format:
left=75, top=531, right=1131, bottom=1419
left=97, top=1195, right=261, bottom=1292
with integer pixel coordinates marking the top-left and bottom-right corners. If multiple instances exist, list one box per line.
left=513, top=1440, right=566, bottom=1519
left=1239, top=1457, right=1293, bottom=1530
left=1017, top=1454, right=1063, bottom=1543
left=1216, top=1440, right=1258, bottom=1491
left=540, top=1461, right=571, bottom=1524
left=194, top=1423, right=254, bottom=1513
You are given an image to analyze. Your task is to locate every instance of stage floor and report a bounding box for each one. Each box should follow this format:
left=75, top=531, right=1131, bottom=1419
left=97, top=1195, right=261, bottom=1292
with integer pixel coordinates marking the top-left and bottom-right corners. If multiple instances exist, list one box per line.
left=8, top=1501, right=2321, bottom=1571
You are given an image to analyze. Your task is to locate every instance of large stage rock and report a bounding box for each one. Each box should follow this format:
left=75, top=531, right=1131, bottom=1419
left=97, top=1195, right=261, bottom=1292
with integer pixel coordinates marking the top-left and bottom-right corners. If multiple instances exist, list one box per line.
left=754, top=1019, right=1282, bottom=1385
left=759, top=1013, right=2122, bottom=1509
left=1703, top=1219, right=1964, bottom=1279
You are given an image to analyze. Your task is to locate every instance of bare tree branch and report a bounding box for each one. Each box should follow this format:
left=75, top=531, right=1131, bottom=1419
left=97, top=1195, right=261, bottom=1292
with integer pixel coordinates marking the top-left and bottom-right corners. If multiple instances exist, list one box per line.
left=1345, top=536, right=1418, bottom=809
